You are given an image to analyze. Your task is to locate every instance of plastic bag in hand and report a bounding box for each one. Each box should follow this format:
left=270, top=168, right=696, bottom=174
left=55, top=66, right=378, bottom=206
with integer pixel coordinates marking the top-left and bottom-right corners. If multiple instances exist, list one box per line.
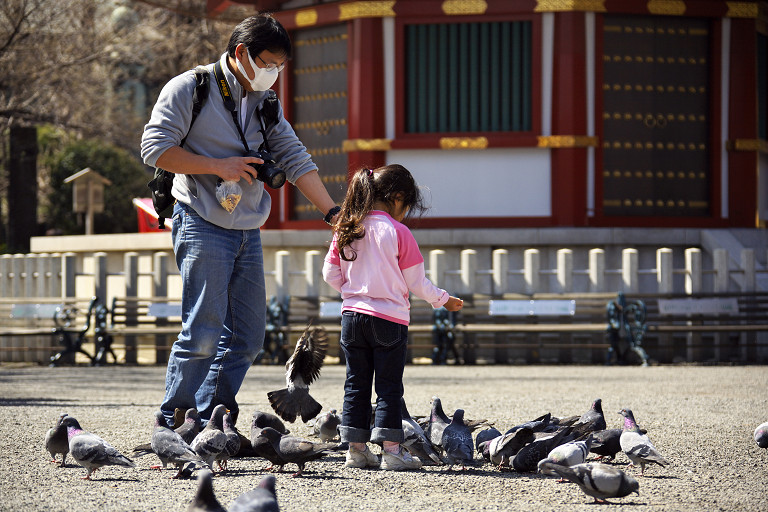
left=216, top=179, right=242, bottom=213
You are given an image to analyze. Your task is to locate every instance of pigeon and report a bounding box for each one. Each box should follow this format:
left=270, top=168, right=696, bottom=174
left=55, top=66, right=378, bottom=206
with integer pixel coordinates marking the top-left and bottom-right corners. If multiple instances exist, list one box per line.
left=486, top=427, right=536, bottom=469
left=191, top=404, right=229, bottom=472
left=400, top=397, right=442, bottom=465
left=754, top=421, right=768, bottom=448
left=256, top=426, right=335, bottom=477
left=228, top=474, right=280, bottom=512
left=252, top=410, right=290, bottom=435
left=267, top=325, right=328, bottom=423
left=618, top=408, right=669, bottom=475
left=312, top=409, right=341, bottom=442
left=475, top=427, right=501, bottom=454
left=425, top=396, right=452, bottom=449
left=512, top=425, right=574, bottom=473
left=45, top=412, right=69, bottom=466
left=538, top=436, right=593, bottom=479
left=539, top=462, right=640, bottom=503
left=187, top=469, right=226, bottom=512
left=214, top=412, right=241, bottom=471
left=150, top=410, right=206, bottom=478
left=62, top=416, right=135, bottom=480
left=133, top=407, right=202, bottom=458
left=574, top=398, right=607, bottom=431
left=504, top=412, right=553, bottom=435
left=589, top=429, right=624, bottom=461
left=441, top=409, right=474, bottom=470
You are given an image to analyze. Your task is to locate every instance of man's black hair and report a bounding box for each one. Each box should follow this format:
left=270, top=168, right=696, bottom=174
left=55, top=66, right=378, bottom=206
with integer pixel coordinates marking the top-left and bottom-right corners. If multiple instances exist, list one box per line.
left=226, top=13, right=292, bottom=60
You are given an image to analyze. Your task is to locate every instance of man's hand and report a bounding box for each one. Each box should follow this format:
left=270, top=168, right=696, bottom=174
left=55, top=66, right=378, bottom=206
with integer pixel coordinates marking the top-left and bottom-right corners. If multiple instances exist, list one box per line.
left=214, top=155, right=264, bottom=184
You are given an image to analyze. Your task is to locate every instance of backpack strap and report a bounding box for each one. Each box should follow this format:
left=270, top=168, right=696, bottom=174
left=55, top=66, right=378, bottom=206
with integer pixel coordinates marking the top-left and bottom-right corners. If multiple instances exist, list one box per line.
left=180, top=65, right=210, bottom=147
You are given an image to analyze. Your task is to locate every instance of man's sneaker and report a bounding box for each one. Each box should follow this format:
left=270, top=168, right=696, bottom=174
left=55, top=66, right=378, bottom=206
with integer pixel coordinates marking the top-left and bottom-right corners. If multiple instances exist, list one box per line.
left=345, top=445, right=380, bottom=468
left=380, top=447, right=422, bottom=471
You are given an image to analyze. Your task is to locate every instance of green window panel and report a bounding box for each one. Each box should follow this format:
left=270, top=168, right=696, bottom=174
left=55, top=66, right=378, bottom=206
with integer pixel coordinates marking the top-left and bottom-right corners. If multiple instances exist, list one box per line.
left=405, top=21, right=532, bottom=134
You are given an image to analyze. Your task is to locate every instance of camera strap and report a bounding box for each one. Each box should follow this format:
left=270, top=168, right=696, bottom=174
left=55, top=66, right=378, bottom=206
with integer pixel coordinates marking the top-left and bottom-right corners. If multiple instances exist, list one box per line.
left=213, top=60, right=251, bottom=153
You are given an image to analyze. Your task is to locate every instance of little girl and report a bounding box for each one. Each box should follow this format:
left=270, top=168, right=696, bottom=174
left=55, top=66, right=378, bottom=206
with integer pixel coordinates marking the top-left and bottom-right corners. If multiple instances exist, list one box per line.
left=322, top=164, right=464, bottom=471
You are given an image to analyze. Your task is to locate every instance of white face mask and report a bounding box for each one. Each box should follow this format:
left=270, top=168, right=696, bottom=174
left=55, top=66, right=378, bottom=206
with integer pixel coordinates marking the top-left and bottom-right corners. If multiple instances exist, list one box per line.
left=237, top=49, right=279, bottom=91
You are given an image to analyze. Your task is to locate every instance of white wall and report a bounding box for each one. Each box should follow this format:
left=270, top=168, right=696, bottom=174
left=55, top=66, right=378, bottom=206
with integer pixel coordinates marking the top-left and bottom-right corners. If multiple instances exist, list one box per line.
left=386, top=148, right=552, bottom=217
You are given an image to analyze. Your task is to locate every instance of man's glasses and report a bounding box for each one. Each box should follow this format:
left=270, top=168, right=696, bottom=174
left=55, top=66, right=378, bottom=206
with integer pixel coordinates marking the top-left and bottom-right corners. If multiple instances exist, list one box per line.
left=255, top=52, right=285, bottom=72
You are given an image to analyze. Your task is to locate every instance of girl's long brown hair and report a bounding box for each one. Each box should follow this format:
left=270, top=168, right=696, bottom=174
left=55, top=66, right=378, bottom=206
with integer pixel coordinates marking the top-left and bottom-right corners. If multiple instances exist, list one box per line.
left=334, top=164, right=425, bottom=261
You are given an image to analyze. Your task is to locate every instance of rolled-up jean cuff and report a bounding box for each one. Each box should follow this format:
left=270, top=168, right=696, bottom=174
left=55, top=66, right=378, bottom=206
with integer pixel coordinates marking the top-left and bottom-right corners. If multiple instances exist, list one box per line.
left=339, top=426, right=371, bottom=443
left=371, top=427, right=404, bottom=444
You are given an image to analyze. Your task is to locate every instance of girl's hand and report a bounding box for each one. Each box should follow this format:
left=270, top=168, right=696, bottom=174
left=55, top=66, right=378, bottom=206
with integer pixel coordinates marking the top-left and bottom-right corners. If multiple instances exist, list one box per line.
left=444, top=296, right=464, bottom=311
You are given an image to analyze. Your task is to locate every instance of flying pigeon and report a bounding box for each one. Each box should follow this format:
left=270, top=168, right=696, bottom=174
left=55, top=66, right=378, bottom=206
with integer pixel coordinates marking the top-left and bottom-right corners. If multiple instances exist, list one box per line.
left=228, top=474, right=280, bottom=512
left=187, top=469, right=226, bottom=512
left=191, top=404, right=229, bottom=472
left=150, top=410, right=205, bottom=478
left=441, top=409, right=474, bottom=470
left=216, top=412, right=241, bottom=471
left=62, top=416, right=135, bottom=480
left=267, top=326, right=328, bottom=423
left=400, top=397, right=442, bottom=465
left=538, top=436, right=593, bottom=479
left=45, top=412, right=69, bottom=466
left=512, top=425, right=574, bottom=473
left=486, top=427, right=535, bottom=469
left=618, top=408, right=669, bottom=475
left=312, top=409, right=341, bottom=442
left=754, top=421, right=768, bottom=448
left=539, top=462, right=640, bottom=503
left=256, top=426, right=335, bottom=477
left=574, top=398, right=607, bottom=431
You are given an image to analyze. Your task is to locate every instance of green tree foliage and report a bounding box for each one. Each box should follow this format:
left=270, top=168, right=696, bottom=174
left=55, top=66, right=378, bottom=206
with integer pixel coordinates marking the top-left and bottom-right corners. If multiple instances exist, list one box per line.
left=43, top=136, right=148, bottom=235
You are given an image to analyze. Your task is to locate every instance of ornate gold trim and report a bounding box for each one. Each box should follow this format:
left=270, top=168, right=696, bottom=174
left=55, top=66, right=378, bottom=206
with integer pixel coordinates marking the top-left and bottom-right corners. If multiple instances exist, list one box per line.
left=439, top=137, right=489, bottom=149
left=534, top=0, right=606, bottom=12
left=338, top=1, right=396, bottom=21
left=342, top=138, right=392, bottom=152
left=726, top=2, right=759, bottom=18
left=442, top=0, right=487, bottom=15
left=295, top=9, right=319, bottom=27
left=647, top=0, right=685, bottom=16
left=537, top=135, right=599, bottom=148
left=728, top=139, right=768, bottom=153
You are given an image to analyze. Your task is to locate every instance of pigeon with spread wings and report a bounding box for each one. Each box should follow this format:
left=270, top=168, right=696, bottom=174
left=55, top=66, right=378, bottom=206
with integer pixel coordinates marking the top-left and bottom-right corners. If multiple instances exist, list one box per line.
left=267, top=325, right=328, bottom=423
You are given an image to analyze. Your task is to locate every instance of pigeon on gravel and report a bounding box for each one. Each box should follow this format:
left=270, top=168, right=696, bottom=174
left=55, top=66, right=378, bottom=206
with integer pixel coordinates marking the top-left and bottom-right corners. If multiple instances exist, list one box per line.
left=45, top=412, right=69, bottom=466
left=400, top=397, right=442, bottom=465
left=252, top=410, right=290, bottom=435
left=425, top=396, right=452, bottom=449
left=574, top=398, right=607, bottom=431
left=216, top=412, right=241, bottom=471
left=539, top=462, right=640, bottom=503
left=754, top=421, right=768, bottom=448
left=441, top=409, right=474, bottom=470
left=228, top=474, right=280, bottom=512
left=187, top=469, right=226, bottom=512
left=588, top=429, right=623, bottom=460
left=256, top=426, right=336, bottom=477
left=485, top=426, right=535, bottom=468
left=504, top=413, right=553, bottom=435
left=267, top=326, right=328, bottom=423
left=62, top=416, right=135, bottom=480
left=475, top=427, right=501, bottom=455
left=312, top=409, right=341, bottom=442
left=538, top=436, right=593, bottom=478
left=150, top=410, right=205, bottom=478
left=191, top=404, right=229, bottom=472
left=618, top=408, right=669, bottom=475
left=133, top=408, right=202, bottom=458
left=512, top=425, right=574, bottom=473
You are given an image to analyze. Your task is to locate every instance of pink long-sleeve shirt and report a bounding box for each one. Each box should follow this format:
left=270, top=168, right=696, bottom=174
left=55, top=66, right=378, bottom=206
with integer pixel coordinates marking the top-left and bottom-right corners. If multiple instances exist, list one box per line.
left=322, top=211, right=449, bottom=325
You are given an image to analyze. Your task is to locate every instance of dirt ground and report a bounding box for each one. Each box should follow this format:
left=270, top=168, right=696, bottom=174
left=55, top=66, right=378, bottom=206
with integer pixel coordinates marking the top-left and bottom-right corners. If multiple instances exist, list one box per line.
left=0, top=362, right=766, bottom=511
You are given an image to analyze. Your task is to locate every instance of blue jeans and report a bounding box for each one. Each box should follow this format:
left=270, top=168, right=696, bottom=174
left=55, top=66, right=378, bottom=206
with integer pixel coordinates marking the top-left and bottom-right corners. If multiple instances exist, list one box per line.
left=161, top=202, right=266, bottom=425
left=339, top=311, right=408, bottom=444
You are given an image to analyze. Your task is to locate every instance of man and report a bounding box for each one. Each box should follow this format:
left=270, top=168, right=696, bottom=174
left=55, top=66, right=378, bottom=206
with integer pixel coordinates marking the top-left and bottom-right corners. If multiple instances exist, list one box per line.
left=141, top=14, right=339, bottom=426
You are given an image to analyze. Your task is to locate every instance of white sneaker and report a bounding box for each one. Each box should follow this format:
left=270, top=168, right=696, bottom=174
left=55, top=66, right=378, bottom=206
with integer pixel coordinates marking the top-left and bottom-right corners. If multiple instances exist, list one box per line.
left=380, top=447, right=422, bottom=471
left=345, top=445, right=380, bottom=468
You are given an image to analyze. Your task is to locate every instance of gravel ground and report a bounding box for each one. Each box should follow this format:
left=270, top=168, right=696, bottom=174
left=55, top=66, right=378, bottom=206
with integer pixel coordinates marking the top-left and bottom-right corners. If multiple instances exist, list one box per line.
left=0, top=362, right=766, bottom=512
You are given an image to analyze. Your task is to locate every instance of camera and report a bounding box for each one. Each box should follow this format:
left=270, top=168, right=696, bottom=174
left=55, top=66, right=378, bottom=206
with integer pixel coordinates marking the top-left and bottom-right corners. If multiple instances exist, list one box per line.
left=246, top=149, right=286, bottom=189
